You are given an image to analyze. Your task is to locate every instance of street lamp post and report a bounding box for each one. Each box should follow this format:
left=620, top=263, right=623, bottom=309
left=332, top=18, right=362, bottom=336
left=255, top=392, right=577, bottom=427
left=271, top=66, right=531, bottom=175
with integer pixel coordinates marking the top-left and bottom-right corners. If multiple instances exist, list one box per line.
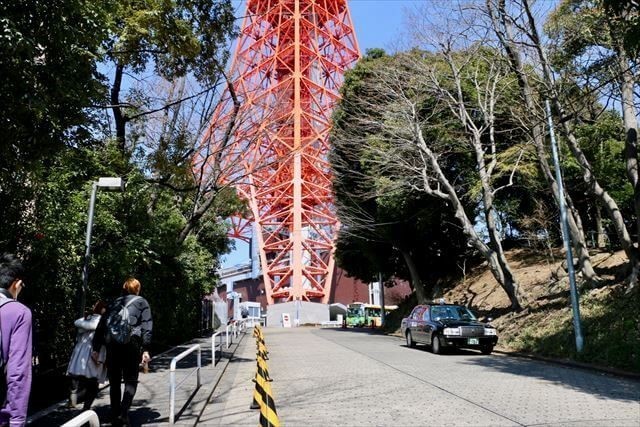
left=80, top=177, right=124, bottom=317
left=545, top=100, right=584, bottom=353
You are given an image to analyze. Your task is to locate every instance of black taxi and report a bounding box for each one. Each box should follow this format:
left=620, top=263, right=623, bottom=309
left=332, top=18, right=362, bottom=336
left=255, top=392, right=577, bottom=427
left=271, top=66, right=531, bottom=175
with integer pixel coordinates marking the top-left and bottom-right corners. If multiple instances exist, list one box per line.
left=400, top=302, right=498, bottom=354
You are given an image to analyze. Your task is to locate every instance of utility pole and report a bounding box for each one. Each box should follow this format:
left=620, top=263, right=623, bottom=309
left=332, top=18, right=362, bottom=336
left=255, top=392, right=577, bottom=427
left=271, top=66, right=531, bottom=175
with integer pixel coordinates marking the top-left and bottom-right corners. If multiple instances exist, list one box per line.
left=545, top=100, right=584, bottom=353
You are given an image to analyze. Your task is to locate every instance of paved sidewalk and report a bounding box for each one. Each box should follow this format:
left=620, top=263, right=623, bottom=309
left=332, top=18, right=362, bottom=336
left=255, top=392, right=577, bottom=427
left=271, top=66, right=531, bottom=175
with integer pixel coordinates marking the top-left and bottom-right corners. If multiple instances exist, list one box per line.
left=196, top=326, right=259, bottom=426
left=28, top=329, right=248, bottom=426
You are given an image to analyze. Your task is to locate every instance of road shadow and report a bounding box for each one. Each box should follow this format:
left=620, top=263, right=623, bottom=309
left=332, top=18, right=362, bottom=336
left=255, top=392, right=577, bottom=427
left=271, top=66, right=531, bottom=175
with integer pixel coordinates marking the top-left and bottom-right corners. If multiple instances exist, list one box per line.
left=404, top=343, right=486, bottom=357
left=461, top=355, right=640, bottom=403
left=316, top=327, right=386, bottom=336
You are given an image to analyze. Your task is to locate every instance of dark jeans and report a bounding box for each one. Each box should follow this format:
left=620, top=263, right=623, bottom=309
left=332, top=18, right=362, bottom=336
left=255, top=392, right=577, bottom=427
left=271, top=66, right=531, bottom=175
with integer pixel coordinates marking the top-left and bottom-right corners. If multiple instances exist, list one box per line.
left=106, top=342, right=141, bottom=420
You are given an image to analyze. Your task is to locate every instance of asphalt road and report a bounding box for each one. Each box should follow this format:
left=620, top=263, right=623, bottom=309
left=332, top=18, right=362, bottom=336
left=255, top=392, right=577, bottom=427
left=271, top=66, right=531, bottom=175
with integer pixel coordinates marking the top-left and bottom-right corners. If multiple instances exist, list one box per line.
left=259, top=327, right=639, bottom=427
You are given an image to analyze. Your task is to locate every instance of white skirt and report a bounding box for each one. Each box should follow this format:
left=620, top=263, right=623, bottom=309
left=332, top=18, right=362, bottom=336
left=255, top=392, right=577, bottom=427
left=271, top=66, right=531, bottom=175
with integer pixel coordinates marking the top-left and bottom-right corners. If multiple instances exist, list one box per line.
left=66, top=330, right=107, bottom=382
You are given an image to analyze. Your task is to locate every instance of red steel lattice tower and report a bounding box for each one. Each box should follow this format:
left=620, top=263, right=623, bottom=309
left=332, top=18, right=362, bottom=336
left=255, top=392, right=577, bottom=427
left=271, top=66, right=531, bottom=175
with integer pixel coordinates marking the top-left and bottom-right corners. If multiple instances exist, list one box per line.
left=198, top=0, right=360, bottom=304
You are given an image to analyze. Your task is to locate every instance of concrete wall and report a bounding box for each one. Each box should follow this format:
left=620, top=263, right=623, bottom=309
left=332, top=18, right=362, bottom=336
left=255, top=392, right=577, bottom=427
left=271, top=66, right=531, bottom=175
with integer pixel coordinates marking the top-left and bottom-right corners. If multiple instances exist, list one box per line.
left=266, top=301, right=329, bottom=327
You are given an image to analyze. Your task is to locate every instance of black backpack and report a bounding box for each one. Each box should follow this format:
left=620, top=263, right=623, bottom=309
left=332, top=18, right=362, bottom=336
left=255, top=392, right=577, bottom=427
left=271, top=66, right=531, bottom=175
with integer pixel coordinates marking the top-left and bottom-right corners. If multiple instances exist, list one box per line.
left=105, top=296, right=140, bottom=345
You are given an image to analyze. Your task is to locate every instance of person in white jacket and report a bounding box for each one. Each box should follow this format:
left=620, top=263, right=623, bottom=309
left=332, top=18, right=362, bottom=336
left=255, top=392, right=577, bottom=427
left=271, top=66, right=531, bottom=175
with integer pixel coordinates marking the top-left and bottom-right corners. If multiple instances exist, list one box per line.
left=67, top=300, right=107, bottom=409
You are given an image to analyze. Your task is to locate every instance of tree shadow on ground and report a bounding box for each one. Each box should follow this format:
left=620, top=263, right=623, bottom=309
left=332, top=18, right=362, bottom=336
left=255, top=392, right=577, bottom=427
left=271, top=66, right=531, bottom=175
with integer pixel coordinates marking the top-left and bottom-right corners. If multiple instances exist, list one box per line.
left=461, top=354, right=640, bottom=403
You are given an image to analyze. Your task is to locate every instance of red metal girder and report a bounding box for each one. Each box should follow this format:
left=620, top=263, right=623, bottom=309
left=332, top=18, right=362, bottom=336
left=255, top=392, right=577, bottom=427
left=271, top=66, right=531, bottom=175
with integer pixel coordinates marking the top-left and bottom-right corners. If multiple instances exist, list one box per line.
left=198, top=0, right=360, bottom=304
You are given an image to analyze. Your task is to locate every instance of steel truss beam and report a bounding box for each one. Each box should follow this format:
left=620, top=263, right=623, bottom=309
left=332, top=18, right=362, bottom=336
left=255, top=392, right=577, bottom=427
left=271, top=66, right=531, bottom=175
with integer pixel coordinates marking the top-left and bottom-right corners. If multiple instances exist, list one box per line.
left=196, top=0, right=360, bottom=304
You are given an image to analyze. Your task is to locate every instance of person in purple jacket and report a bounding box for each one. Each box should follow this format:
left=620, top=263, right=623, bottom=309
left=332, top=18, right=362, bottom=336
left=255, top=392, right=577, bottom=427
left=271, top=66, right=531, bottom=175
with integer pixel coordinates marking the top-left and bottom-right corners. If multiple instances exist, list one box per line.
left=0, top=254, right=32, bottom=427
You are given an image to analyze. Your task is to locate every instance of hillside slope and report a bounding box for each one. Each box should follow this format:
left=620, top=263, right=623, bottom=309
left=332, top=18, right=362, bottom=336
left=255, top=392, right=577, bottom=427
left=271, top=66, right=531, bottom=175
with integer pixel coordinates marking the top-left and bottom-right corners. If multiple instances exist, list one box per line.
left=391, top=248, right=640, bottom=373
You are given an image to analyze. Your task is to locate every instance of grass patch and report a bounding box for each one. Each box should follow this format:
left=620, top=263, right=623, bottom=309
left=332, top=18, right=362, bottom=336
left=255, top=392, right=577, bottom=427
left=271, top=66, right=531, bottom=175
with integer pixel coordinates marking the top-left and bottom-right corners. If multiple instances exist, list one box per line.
left=499, top=286, right=640, bottom=372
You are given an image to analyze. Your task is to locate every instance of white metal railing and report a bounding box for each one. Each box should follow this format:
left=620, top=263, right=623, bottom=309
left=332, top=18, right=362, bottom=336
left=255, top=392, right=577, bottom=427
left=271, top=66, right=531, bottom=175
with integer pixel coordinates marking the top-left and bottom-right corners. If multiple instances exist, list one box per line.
left=61, top=410, right=100, bottom=427
left=225, top=324, right=231, bottom=348
left=211, top=331, right=223, bottom=366
left=169, top=344, right=202, bottom=425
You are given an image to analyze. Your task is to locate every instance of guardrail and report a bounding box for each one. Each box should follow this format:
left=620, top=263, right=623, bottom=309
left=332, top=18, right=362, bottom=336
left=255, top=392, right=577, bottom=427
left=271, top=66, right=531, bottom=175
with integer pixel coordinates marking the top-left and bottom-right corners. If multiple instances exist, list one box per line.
left=211, top=331, right=223, bottom=366
left=169, top=344, right=202, bottom=425
left=225, top=324, right=231, bottom=348
left=234, top=319, right=245, bottom=337
left=61, top=410, right=100, bottom=427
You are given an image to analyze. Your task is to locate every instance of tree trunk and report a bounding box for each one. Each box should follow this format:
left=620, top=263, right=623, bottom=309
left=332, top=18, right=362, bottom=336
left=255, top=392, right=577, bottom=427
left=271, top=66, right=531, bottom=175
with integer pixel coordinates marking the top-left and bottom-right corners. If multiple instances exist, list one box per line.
left=111, top=62, right=127, bottom=153
left=176, top=191, right=217, bottom=245
left=616, top=45, right=640, bottom=291
left=474, top=134, right=525, bottom=310
left=594, top=201, right=605, bottom=249
left=488, top=0, right=597, bottom=282
left=520, top=0, right=637, bottom=283
left=399, top=248, right=427, bottom=303
left=416, top=130, right=523, bottom=311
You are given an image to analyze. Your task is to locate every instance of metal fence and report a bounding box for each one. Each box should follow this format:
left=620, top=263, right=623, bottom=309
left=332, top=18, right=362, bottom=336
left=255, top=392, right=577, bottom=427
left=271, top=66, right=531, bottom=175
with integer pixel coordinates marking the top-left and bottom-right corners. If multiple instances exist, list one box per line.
left=211, top=331, right=223, bottom=366
left=61, top=410, right=100, bottom=427
left=169, top=344, right=202, bottom=425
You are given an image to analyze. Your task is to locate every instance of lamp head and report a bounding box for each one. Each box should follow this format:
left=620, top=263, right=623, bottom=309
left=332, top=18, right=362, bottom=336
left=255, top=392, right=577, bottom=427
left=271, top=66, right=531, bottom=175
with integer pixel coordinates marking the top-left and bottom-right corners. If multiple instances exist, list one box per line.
left=97, top=177, right=124, bottom=191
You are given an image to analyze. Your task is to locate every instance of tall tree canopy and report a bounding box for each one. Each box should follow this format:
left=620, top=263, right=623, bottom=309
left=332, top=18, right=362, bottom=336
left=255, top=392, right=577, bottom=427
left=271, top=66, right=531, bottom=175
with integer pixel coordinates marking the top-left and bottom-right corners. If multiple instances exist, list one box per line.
left=0, top=0, right=240, bottom=372
left=331, top=47, right=531, bottom=309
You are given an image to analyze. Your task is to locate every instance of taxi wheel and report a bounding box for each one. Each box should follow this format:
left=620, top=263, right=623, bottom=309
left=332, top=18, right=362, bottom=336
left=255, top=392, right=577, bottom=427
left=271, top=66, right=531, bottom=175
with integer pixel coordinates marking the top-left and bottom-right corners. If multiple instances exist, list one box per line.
left=481, top=344, right=493, bottom=355
left=431, top=335, right=442, bottom=354
left=406, top=330, right=416, bottom=348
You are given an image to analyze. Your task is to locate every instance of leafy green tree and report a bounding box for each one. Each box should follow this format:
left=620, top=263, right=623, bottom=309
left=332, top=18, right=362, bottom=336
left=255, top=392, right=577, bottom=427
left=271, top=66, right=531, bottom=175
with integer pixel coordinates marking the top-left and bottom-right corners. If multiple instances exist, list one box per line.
left=0, top=0, right=241, bottom=372
left=103, top=0, right=236, bottom=152
left=331, top=47, right=528, bottom=309
left=0, top=0, right=111, bottom=252
left=543, top=0, right=640, bottom=287
left=23, top=143, right=236, bottom=370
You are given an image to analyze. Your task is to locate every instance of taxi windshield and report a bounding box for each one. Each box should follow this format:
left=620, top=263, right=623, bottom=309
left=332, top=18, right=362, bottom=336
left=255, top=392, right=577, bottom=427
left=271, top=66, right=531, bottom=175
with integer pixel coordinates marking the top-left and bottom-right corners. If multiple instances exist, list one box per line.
left=431, top=306, right=476, bottom=321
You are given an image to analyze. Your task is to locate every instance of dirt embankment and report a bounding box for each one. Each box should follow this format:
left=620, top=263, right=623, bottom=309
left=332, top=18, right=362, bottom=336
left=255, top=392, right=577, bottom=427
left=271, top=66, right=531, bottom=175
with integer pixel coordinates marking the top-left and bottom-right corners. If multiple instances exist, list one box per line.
left=421, top=248, right=639, bottom=372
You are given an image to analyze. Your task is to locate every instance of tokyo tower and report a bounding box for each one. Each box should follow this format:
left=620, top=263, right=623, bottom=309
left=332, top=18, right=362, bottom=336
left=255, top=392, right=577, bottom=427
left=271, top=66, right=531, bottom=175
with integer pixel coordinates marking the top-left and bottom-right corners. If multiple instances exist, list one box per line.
left=196, top=0, right=360, bottom=304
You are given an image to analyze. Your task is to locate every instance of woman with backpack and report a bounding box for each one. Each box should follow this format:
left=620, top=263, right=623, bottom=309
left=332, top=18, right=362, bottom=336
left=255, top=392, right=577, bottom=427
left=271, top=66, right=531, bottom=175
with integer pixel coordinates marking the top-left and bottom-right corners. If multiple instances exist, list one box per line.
left=66, top=300, right=107, bottom=409
left=92, top=278, right=152, bottom=427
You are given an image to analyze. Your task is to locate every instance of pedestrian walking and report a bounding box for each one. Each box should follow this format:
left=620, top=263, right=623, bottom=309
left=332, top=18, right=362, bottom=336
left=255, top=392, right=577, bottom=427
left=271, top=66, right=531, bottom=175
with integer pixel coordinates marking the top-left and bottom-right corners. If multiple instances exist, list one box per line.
left=66, top=300, right=107, bottom=409
left=0, top=254, right=32, bottom=427
left=93, top=278, right=152, bottom=426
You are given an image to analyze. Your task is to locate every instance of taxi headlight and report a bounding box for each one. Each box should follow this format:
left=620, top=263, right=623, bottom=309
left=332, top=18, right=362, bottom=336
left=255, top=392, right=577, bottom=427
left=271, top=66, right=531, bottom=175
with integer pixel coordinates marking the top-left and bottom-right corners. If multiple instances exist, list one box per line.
left=484, top=328, right=497, bottom=336
left=444, top=327, right=461, bottom=336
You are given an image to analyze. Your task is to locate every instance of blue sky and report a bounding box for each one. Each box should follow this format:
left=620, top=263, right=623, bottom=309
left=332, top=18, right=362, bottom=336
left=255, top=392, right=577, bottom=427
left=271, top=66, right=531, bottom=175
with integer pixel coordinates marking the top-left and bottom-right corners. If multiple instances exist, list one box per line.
left=222, top=0, right=420, bottom=268
left=349, top=0, right=421, bottom=52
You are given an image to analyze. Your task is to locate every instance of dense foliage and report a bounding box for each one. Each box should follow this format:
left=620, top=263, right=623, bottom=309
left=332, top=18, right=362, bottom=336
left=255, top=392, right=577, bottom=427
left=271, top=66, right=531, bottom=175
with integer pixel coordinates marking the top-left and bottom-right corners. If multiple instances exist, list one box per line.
left=331, top=0, right=640, bottom=308
left=331, top=50, right=473, bottom=300
left=0, top=0, right=237, bottom=378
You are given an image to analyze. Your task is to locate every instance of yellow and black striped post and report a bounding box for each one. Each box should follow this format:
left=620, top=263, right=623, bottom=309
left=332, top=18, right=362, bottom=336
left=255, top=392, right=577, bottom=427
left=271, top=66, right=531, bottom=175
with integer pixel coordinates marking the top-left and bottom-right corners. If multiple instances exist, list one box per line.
left=250, top=360, right=266, bottom=409
left=257, top=338, right=269, bottom=360
left=253, top=325, right=263, bottom=340
left=250, top=325, right=280, bottom=426
left=259, top=375, right=280, bottom=427
left=250, top=344, right=272, bottom=408
left=254, top=326, right=269, bottom=358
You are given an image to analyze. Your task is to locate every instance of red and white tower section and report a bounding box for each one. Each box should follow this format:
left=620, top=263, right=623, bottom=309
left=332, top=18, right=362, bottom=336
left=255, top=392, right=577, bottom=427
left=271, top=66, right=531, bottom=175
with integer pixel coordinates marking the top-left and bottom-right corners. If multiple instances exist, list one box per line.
left=196, top=1, right=360, bottom=304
